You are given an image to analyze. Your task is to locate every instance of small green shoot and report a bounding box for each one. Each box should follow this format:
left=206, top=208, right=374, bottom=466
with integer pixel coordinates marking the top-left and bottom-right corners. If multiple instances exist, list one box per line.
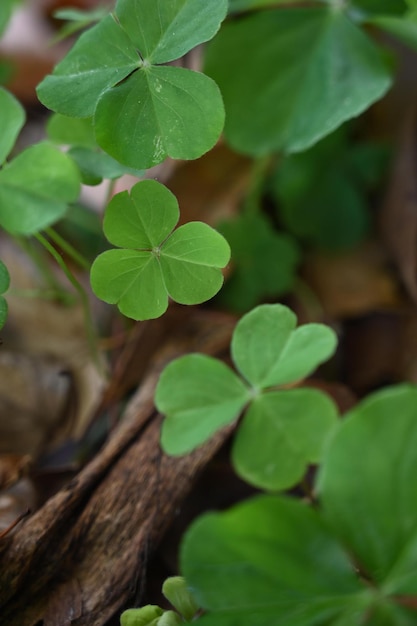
left=37, top=0, right=227, bottom=169
left=181, top=384, right=417, bottom=625
left=0, top=259, right=10, bottom=329
left=156, top=304, right=338, bottom=490
left=120, top=576, right=199, bottom=625
left=0, top=143, right=81, bottom=235
left=90, top=180, right=231, bottom=321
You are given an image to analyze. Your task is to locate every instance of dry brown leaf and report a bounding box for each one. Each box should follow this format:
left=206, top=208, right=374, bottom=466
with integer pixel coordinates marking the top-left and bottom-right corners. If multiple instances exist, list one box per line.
left=0, top=237, right=106, bottom=457
left=165, top=143, right=252, bottom=226
left=380, top=95, right=417, bottom=302
left=0, top=478, right=36, bottom=534
left=302, top=241, right=400, bottom=319
left=0, top=454, right=31, bottom=491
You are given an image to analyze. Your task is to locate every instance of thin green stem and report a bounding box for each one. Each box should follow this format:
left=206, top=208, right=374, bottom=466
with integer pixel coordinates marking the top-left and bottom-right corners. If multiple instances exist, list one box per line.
left=35, top=232, right=101, bottom=369
left=45, top=227, right=90, bottom=270
left=105, top=178, right=117, bottom=207
left=243, top=154, right=278, bottom=214
left=13, top=236, right=74, bottom=305
left=293, top=277, right=324, bottom=322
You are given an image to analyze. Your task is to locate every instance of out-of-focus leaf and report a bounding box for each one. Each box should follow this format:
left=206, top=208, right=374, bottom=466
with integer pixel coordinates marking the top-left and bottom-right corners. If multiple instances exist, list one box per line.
left=52, top=7, right=109, bottom=42
left=370, top=15, right=417, bottom=51
left=205, top=7, right=392, bottom=155
left=181, top=495, right=367, bottom=626
left=47, top=114, right=96, bottom=148
left=0, top=87, right=25, bottom=164
left=68, top=147, right=143, bottom=185
left=217, top=212, right=299, bottom=311
left=271, top=128, right=388, bottom=250
left=0, top=143, right=80, bottom=235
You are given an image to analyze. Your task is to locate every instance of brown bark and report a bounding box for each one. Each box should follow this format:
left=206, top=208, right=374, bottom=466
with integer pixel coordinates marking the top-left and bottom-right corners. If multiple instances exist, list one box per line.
left=0, top=312, right=236, bottom=626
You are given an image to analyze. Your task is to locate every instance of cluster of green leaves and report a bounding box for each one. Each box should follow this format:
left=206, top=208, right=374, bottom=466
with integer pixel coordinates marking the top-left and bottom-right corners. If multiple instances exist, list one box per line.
left=270, top=126, right=390, bottom=250
left=90, top=180, right=230, bottom=321
left=121, top=577, right=199, bottom=625
left=0, top=88, right=81, bottom=236
left=205, top=0, right=417, bottom=158
left=180, top=385, right=417, bottom=625
left=37, top=0, right=227, bottom=170
left=156, top=304, right=338, bottom=490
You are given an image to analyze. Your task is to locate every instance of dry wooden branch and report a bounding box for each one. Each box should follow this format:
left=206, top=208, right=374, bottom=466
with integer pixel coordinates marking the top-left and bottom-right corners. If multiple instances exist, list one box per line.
left=0, top=311, right=236, bottom=626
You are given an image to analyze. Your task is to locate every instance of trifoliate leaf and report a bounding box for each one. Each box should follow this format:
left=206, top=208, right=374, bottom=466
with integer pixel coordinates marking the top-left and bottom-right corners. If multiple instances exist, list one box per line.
left=0, top=87, right=25, bottom=164
left=90, top=180, right=230, bottom=320
left=157, top=354, right=250, bottom=455
left=205, top=6, right=392, bottom=155
left=0, top=142, right=81, bottom=235
left=37, top=0, right=227, bottom=169
left=232, top=389, right=338, bottom=490
left=231, top=304, right=337, bottom=389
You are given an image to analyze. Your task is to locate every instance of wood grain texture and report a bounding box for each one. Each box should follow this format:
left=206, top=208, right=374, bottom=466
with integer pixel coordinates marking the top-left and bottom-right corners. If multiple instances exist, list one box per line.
left=0, top=312, right=236, bottom=626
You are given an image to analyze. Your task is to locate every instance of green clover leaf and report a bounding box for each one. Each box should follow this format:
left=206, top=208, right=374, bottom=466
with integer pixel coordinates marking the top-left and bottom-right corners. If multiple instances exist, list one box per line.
left=0, top=260, right=10, bottom=330
left=181, top=385, right=417, bottom=625
left=317, top=384, right=417, bottom=591
left=157, top=303, right=339, bottom=490
left=231, top=304, right=337, bottom=389
left=232, top=389, right=338, bottom=490
left=0, top=142, right=81, bottom=235
left=157, top=354, right=250, bottom=455
left=90, top=180, right=231, bottom=321
left=0, top=87, right=25, bottom=165
left=181, top=496, right=368, bottom=626
left=205, top=6, right=392, bottom=155
left=37, top=0, right=227, bottom=169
